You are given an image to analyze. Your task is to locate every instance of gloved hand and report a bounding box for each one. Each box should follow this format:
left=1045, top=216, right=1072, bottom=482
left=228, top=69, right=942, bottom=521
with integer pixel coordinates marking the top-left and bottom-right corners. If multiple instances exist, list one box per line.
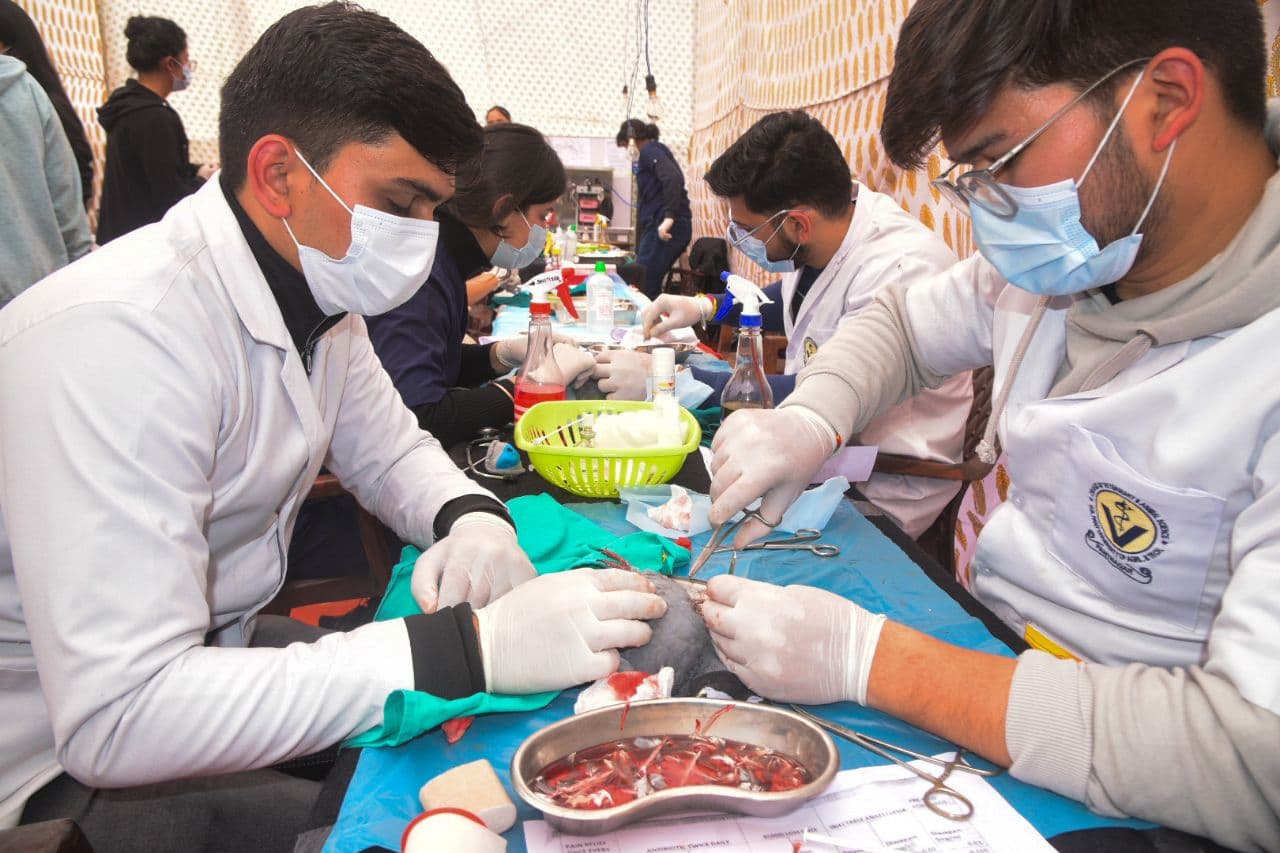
left=593, top=349, right=651, bottom=400
left=641, top=294, right=715, bottom=338
left=476, top=568, right=668, bottom=694
left=493, top=331, right=576, bottom=369
left=552, top=342, right=596, bottom=389
left=709, top=406, right=836, bottom=546
left=701, top=575, right=887, bottom=705
left=411, top=513, right=536, bottom=613
left=657, top=217, right=675, bottom=241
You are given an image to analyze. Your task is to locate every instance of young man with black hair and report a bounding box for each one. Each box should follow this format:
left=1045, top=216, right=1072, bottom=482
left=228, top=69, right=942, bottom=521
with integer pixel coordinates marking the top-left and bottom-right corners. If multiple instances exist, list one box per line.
left=597, top=111, right=971, bottom=537
left=699, top=1, right=1280, bottom=847
left=0, top=4, right=664, bottom=846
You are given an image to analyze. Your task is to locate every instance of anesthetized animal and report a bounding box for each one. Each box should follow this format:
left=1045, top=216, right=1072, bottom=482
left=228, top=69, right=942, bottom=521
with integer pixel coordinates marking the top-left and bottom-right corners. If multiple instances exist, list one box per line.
left=618, top=574, right=750, bottom=698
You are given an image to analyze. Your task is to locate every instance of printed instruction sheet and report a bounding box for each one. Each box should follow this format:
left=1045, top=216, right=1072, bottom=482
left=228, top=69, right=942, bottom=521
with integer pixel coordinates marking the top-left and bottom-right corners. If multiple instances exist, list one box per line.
left=524, top=758, right=1055, bottom=852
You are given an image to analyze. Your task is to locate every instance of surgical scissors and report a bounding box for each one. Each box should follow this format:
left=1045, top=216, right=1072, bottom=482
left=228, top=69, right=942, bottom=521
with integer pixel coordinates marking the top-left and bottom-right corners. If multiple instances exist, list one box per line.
left=714, top=528, right=839, bottom=558
left=788, top=704, right=1001, bottom=821
left=688, top=507, right=780, bottom=577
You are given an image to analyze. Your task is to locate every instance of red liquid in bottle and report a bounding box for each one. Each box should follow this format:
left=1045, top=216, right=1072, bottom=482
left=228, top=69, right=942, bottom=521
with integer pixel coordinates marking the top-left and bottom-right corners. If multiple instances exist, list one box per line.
left=513, top=381, right=566, bottom=421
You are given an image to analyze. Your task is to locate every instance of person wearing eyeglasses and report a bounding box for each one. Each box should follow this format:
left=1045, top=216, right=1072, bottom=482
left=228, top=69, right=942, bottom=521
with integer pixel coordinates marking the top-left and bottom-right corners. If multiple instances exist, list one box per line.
left=696, top=1, right=1280, bottom=848
left=596, top=110, right=972, bottom=538
left=96, top=15, right=216, bottom=244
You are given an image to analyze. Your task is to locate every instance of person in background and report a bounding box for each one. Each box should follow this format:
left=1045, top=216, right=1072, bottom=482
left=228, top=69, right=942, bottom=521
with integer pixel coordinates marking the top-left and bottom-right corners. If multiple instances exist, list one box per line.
left=616, top=118, right=691, bottom=299
left=96, top=15, right=214, bottom=244
left=365, top=122, right=593, bottom=448
left=0, top=50, right=91, bottom=308
left=0, top=5, right=662, bottom=847
left=484, top=104, right=510, bottom=125
left=596, top=111, right=971, bottom=538
left=0, top=0, right=95, bottom=211
left=698, top=1, right=1280, bottom=847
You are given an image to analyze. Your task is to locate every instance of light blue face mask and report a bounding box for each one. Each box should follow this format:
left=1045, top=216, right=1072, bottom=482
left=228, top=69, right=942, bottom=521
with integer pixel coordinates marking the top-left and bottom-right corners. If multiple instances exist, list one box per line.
left=729, top=211, right=800, bottom=273
left=489, top=211, right=546, bottom=269
left=970, top=71, right=1175, bottom=296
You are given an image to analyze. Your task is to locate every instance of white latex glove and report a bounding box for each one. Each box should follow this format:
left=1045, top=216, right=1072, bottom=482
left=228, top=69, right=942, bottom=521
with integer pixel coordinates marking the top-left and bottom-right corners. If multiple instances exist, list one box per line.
left=709, top=406, right=837, bottom=546
left=493, top=331, right=576, bottom=369
left=476, top=568, right=667, bottom=694
left=552, top=342, right=596, bottom=389
left=593, top=349, right=651, bottom=400
left=411, top=513, right=536, bottom=613
left=702, top=575, right=886, bottom=705
left=641, top=294, right=714, bottom=338
left=197, top=163, right=217, bottom=181
left=657, top=216, right=675, bottom=241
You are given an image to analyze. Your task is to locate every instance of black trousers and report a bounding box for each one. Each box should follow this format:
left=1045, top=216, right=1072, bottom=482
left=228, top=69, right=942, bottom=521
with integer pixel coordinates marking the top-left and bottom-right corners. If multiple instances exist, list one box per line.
left=20, top=617, right=334, bottom=853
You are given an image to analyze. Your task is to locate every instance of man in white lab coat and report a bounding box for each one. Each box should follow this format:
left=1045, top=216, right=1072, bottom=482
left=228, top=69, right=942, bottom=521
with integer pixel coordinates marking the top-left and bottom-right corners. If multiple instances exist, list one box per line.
left=0, top=4, right=664, bottom=848
left=594, top=111, right=972, bottom=537
left=697, top=1, right=1280, bottom=849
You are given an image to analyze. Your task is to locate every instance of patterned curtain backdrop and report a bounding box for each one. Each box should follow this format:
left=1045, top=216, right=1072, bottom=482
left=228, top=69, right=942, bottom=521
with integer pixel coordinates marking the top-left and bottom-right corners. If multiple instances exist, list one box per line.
left=15, top=0, right=108, bottom=224
left=688, top=0, right=970, bottom=287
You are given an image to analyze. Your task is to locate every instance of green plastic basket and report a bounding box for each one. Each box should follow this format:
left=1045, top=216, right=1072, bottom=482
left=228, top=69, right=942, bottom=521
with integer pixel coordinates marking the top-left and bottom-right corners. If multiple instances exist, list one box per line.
left=513, top=400, right=702, bottom=498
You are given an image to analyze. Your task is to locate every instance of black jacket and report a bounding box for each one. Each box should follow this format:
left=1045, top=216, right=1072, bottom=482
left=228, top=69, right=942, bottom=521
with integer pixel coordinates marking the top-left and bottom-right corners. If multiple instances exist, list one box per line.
left=96, top=80, right=203, bottom=244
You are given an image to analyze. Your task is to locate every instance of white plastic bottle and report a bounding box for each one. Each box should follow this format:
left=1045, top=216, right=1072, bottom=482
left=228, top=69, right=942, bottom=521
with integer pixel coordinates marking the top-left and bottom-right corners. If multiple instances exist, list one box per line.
left=585, top=261, right=615, bottom=335
left=563, top=225, right=578, bottom=266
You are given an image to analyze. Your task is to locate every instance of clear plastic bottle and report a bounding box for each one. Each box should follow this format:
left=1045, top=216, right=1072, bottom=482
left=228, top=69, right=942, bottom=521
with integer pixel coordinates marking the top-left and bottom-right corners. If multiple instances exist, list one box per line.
left=585, top=261, right=615, bottom=335
left=717, top=272, right=774, bottom=413
left=513, top=297, right=566, bottom=421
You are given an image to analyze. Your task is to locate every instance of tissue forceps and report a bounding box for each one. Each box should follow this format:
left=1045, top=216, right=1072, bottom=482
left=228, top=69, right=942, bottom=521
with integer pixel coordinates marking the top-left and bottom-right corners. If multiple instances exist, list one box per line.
left=714, top=529, right=840, bottom=557
left=788, top=705, right=1001, bottom=821
left=688, top=507, right=780, bottom=578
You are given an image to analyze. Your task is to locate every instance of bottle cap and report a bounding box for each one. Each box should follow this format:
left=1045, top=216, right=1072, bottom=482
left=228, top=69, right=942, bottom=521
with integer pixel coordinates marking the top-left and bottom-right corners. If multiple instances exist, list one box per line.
left=530, top=301, right=551, bottom=315
left=595, top=261, right=607, bottom=273
left=651, top=347, right=675, bottom=375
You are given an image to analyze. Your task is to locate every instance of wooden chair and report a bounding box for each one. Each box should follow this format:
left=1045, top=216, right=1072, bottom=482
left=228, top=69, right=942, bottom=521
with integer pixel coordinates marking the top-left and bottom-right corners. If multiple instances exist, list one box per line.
left=261, top=474, right=396, bottom=616
left=714, top=323, right=788, bottom=375
left=872, top=366, right=998, bottom=578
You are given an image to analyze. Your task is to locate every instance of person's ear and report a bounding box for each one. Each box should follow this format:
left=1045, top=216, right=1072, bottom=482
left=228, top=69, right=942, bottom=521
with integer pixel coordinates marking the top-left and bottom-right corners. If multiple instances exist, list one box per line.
left=786, top=210, right=813, bottom=244
left=490, top=193, right=516, bottom=227
left=1145, top=47, right=1204, bottom=152
left=245, top=135, right=296, bottom=219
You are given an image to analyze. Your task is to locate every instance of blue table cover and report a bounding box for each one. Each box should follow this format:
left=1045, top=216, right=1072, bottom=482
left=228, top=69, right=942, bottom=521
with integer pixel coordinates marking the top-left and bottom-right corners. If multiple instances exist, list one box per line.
left=324, top=500, right=1146, bottom=852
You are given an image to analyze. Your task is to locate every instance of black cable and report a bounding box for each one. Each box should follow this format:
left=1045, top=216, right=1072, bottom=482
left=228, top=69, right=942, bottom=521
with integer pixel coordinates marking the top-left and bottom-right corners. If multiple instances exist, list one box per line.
left=643, top=0, right=652, bottom=74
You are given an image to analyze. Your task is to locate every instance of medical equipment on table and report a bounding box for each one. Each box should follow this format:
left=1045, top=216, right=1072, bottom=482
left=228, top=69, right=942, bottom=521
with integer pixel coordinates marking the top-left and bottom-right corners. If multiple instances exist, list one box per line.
left=714, top=528, right=839, bottom=557
left=464, top=428, right=524, bottom=481
left=688, top=507, right=780, bottom=578
left=786, top=704, right=1001, bottom=822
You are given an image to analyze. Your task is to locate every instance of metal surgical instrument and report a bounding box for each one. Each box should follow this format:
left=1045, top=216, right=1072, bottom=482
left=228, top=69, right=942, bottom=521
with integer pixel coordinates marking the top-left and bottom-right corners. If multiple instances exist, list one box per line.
left=687, top=507, right=780, bottom=577
left=788, top=705, right=1001, bottom=821
left=714, top=528, right=839, bottom=558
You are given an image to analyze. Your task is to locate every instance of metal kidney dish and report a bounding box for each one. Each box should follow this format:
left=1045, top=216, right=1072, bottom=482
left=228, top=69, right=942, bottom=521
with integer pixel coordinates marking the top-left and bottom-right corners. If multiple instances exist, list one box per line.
left=511, top=698, right=839, bottom=835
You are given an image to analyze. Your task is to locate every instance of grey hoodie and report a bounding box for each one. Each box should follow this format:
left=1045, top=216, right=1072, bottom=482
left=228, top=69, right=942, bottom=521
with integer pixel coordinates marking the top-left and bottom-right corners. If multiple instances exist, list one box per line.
left=0, top=55, right=91, bottom=307
left=783, top=114, right=1280, bottom=849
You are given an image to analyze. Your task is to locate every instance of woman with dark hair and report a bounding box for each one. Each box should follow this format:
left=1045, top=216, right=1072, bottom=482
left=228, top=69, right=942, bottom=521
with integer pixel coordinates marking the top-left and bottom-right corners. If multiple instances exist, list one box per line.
left=615, top=118, right=692, bottom=298
left=364, top=122, right=592, bottom=445
left=0, top=0, right=94, bottom=210
left=484, top=104, right=511, bottom=125
left=96, top=15, right=213, bottom=243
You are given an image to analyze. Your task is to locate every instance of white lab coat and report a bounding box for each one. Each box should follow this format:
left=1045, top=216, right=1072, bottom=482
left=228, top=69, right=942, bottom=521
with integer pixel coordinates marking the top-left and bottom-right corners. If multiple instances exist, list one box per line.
left=907, top=255, right=1280, bottom=716
left=782, top=184, right=972, bottom=537
left=0, top=179, right=496, bottom=825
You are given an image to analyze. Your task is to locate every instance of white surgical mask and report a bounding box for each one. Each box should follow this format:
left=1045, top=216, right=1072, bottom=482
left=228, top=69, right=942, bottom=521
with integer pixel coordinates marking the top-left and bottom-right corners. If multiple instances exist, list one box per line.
left=489, top=211, right=547, bottom=269
left=282, top=148, right=440, bottom=316
left=970, top=70, right=1174, bottom=296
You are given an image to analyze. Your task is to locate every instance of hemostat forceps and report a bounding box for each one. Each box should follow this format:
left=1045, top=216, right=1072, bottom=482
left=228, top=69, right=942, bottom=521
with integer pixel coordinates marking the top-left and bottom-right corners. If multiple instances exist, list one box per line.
left=788, top=705, right=1001, bottom=821
left=715, top=528, right=839, bottom=558
left=688, top=507, right=780, bottom=578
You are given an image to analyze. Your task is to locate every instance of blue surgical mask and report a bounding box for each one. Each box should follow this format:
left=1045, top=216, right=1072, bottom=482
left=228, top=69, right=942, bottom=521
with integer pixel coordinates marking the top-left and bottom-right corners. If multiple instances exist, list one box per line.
left=969, top=71, right=1174, bottom=296
left=729, top=210, right=801, bottom=273
left=489, top=211, right=546, bottom=269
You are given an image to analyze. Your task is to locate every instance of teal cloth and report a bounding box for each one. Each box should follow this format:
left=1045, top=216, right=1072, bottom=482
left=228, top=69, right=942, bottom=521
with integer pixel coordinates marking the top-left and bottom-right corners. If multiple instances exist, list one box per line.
left=689, top=405, right=723, bottom=447
left=489, top=283, right=586, bottom=309
left=345, top=496, right=686, bottom=747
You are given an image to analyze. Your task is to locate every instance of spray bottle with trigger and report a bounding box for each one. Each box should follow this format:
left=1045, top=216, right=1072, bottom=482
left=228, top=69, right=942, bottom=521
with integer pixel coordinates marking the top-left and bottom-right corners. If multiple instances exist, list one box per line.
left=513, top=271, right=578, bottom=421
left=715, top=271, right=774, bottom=413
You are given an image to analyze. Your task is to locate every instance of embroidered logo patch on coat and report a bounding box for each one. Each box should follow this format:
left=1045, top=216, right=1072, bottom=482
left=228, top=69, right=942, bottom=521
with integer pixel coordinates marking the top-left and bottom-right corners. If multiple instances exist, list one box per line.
left=1084, top=483, right=1169, bottom=584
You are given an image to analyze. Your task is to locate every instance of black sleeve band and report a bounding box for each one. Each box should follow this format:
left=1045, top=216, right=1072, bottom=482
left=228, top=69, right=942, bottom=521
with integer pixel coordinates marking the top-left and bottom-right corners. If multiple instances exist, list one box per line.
left=404, top=604, right=486, bottom=698
left=457, top=343, right=502, bottom=386
left=410, top=383, right=514, bottom=448
left=432, top=494, right=514, bottom=541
